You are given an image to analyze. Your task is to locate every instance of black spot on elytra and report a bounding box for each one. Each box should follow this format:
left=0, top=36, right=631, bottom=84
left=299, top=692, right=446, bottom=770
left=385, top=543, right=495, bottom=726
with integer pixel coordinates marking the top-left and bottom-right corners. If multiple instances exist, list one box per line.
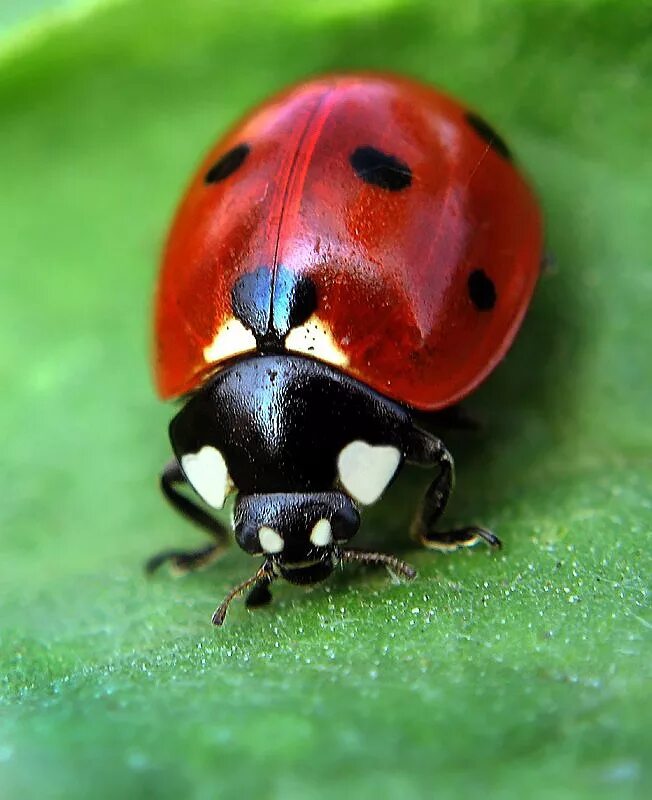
left=231, top=265, right=317, bottom=348
left=468, top=269, right=496, bottom=311
left=465, top=112, right=512, bottom=161
left=350, top=146, right=412, bottom=191
left=205, top=143, right=250, bottom=183
left=273, top=268, right=317, bottom=333
left=231, top=266, right=272, bottom=340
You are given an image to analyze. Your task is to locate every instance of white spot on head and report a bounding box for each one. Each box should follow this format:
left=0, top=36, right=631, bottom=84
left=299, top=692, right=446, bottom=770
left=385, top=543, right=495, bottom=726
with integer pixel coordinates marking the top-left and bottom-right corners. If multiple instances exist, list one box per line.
left=203, top=317, right=256, bottom=364
left=309, top=518, right=332, bottom=547
left=181, top=445, right=231, bottom=509
left=259, top=526, right=284, bottom=553
left=338, top=440, right=401, bottom=505
left=285, top=314, right=348, bottom=368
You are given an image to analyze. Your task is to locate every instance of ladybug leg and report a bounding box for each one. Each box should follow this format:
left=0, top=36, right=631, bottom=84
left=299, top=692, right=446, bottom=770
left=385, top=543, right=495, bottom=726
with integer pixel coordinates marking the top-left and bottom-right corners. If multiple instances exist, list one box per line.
left=145, top=459, right=230, bottom=575
left=419, top=523, right=502, bottom=552
left=245, top=581, right=273, bottom=609
left=406, top=427, right=502, bottom=552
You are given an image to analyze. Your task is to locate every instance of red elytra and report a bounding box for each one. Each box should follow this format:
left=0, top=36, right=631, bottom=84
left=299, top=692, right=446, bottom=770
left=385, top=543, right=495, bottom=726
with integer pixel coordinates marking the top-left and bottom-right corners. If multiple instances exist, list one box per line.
left=154, top=73, right=542, bottom=410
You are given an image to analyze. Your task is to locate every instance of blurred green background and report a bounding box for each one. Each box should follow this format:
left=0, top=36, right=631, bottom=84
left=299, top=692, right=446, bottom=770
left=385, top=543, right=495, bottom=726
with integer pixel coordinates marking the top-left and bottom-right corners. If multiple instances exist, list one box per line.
left=1, top=0, right=651, bottom=798
left=0, top=0, right=93, bottom=34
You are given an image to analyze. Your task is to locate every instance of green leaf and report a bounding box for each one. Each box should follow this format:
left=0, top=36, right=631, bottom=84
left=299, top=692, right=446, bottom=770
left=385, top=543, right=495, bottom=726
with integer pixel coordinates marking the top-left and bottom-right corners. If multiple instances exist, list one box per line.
left=1, top=1, right=650, bottom=798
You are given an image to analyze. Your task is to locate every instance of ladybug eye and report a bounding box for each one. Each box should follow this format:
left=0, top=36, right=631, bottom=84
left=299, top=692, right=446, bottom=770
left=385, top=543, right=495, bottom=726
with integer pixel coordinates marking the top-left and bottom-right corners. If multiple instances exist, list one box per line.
left=204, top=143, right=250, bottom=183
left=349, top=146, right=412, bottom=191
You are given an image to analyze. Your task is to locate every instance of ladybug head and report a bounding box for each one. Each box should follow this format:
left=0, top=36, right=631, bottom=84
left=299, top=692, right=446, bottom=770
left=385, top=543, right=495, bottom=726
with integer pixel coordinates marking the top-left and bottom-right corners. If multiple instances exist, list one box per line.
left=233, top=491, right=360, bottom=583
left=211, top=487, right=415, bottom=625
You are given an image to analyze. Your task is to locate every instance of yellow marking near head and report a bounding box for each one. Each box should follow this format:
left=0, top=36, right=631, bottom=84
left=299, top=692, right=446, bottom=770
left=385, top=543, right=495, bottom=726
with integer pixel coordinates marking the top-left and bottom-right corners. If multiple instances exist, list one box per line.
left=203, top=318, right=257, bottom=364
left=285, top=314, right=349, bottom=368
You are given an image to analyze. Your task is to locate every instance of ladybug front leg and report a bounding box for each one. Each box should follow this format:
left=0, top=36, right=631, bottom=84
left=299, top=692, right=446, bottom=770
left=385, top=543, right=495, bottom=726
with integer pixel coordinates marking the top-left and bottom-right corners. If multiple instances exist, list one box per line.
left=145, top=459, right=230, bottom=574
left=406, top=428, right=501, bottom=552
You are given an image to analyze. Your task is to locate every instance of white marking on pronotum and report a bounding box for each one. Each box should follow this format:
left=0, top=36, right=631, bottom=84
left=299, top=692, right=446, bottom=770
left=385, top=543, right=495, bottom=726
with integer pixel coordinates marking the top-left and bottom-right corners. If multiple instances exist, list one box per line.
left=203, top=317, right=256, bottom=363
left=337, top=440, right=401, bottom=505
left=285, top=314, right=348, bottom=367
left=259, top=526, right=285, bottom=553
left=309, top=518, right=333, bottom=547
left=180, top=445, right=231, bottom=509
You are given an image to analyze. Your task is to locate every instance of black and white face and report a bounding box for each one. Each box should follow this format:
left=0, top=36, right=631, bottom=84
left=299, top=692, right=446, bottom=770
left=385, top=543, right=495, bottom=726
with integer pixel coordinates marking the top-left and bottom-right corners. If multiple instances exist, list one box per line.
left=233, top=492, right=360, bottom=584
left=169, top=353, right=413, bottom=584
left=175, top=437, right=404, bottom=585
left=175, top=441, right=405, bottom=584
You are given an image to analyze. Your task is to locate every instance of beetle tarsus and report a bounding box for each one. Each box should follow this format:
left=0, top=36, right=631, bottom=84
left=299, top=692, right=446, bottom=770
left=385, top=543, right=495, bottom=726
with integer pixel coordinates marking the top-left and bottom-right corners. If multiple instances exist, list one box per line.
left=145, top=542, right=222, bottom=575
left=419, top=525, right=502, bottom=552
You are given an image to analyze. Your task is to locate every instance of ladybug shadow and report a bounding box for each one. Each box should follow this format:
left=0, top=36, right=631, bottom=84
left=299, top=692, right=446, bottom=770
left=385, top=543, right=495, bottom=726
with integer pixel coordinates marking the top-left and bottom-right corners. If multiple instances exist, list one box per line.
left=359, top=229, right=591, bottom=556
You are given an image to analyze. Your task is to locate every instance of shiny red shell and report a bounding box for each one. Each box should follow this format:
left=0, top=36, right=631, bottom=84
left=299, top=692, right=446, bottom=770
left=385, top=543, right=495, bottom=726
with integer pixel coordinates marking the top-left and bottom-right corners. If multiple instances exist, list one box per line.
left=154, top=74, right=542, bottom=410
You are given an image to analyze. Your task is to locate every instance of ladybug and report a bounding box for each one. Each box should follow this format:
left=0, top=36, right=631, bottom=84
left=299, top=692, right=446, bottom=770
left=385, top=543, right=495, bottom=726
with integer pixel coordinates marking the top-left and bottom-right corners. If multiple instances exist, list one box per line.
left=148, top=73, right=543, bottom=625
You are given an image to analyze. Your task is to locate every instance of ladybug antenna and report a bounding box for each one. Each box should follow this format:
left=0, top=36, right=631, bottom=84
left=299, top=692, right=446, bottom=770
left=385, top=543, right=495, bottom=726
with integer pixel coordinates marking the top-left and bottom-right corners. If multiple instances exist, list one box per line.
left=339, top=548, right=417, bottom=582
left=212, top=561, right=275, bottom=626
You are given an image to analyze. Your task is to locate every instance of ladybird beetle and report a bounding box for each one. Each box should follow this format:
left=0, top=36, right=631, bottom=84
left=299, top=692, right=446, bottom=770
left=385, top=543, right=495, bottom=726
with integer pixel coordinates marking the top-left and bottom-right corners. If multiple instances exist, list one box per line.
left=149, top=73, right=543, bottom=625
